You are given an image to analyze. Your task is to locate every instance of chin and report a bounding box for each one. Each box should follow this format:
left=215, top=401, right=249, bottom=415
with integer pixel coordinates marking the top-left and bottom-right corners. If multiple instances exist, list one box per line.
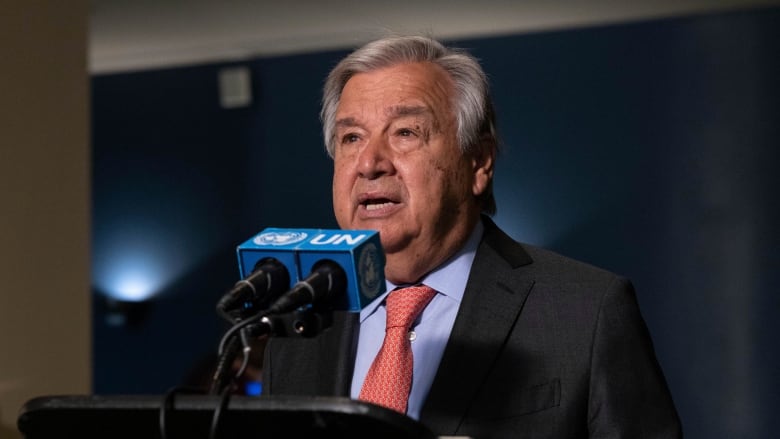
left=377, top=232, right=411, bottom=256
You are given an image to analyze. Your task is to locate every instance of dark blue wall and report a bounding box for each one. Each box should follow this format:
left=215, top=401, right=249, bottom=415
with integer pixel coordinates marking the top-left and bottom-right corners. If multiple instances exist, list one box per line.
left=91, top=7, right=779, bottom=438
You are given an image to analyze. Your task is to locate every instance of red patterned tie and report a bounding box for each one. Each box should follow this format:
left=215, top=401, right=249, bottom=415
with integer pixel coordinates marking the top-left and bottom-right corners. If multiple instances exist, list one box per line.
left=359, top=285, right=437, bottom=414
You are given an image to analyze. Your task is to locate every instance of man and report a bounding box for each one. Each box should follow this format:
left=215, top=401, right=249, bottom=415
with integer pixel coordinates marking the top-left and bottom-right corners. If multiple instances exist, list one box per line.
left=262, top=35, right=682, bottom=438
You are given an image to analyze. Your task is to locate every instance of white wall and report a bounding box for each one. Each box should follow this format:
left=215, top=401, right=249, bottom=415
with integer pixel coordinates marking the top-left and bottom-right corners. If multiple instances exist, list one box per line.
left=0, top=2, right=90, bottom=437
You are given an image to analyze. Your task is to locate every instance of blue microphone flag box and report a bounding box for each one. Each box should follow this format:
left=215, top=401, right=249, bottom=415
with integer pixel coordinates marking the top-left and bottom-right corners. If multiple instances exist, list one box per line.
left=237, top=228, right=386, bottom=311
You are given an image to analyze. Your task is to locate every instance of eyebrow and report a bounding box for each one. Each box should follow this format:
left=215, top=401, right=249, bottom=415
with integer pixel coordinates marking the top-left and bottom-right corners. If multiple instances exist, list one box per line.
left=336, top=105, right=431, bottom=127
left=391, top=105, right=439, bottom=134
left=334, top=105, right=435, bottom=132
left=335, top=117, right=360, bottom=129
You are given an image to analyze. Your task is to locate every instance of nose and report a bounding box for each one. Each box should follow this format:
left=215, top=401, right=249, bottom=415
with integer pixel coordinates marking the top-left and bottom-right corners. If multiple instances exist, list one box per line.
left=356, top=136, right=393, bottom=179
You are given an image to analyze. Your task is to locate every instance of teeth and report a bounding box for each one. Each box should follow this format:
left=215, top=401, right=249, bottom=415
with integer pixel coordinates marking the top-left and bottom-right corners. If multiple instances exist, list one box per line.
left=365, top=201, right=394, bottom=211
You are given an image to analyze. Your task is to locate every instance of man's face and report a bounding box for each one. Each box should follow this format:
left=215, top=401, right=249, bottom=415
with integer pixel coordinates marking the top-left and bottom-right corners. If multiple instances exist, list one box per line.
left=331, top=62, right=491, bottom=283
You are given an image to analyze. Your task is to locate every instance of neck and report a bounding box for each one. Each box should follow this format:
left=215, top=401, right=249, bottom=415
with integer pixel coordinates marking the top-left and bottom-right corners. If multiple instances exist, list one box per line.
left=384, top=214, right=480, bottom=284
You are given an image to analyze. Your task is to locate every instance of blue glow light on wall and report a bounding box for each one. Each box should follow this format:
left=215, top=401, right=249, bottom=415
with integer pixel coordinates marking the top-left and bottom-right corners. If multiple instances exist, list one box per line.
left=106, top=264, right=159, bottom=301
left=93, top=246, right=168, bottom=302
left=92, top=220, right=200, bottom=302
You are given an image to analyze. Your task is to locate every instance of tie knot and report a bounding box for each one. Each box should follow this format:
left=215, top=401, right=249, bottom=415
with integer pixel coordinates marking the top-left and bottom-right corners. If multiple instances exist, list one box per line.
left=385, top=285, right=437, bottom=329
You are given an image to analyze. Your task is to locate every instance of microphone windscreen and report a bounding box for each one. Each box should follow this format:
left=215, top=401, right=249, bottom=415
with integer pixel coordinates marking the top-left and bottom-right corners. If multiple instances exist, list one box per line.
left=237, top=228, right=386, bottom=311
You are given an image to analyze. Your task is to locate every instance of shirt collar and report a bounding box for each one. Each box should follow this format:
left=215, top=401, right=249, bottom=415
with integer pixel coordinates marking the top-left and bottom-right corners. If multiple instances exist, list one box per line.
left=359, top=220, right=484, bottom=322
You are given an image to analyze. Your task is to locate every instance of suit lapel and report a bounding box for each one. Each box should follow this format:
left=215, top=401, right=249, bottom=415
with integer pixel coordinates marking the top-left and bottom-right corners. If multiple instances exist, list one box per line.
left=420, top=217, right=534, bottom=434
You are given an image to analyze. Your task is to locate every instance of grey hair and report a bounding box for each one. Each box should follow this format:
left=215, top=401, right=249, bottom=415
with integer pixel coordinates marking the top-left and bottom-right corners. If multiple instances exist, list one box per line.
left=320, top=35, right=498, bottom=214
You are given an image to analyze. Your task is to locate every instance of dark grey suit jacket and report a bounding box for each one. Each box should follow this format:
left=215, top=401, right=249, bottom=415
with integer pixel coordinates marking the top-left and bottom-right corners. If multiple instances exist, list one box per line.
left=263, top=217, right=682, bottom=438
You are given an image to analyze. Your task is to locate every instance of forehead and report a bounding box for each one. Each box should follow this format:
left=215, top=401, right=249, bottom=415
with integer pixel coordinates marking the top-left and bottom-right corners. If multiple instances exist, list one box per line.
left=336, top=62, right=454, bottom=120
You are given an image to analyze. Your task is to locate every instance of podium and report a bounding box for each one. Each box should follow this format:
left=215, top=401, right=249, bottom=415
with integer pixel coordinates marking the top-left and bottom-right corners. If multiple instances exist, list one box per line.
left=17, top=394, right=437, bottom=439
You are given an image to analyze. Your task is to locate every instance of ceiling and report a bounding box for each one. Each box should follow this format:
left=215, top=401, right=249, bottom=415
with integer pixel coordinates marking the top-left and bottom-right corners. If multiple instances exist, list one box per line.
left=89, top=0, right=777, bottom=74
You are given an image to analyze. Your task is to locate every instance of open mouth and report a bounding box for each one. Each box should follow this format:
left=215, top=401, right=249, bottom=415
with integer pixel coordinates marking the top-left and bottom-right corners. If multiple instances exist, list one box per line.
left=357, top=192, right=400, bottom=213
left=363, top=198, right=396, bottom=211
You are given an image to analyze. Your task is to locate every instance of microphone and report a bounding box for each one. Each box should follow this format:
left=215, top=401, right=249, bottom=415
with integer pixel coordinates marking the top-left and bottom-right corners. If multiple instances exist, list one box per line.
left=214, top=227, right=385, bottom=393
left=215, top=257, right=290, bottom=321
left=264, top=259, right=346, bottom=315
left=236, top=227, right=386, bottom=312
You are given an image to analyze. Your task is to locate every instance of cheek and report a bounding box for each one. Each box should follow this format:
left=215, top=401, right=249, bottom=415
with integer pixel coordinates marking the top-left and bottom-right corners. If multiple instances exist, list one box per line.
left=437, top=170, right=474, bottom=220
left=332, top=166, right=350, bottom=212
left=429, top=157, right=470, bottom=197
left=332, top=192, right=351, bottom=229
left=332, top=160, right=351, bottom=190
left=407, top=163, right=451, bottom=218
left=333, top=162, right=375, bottom=231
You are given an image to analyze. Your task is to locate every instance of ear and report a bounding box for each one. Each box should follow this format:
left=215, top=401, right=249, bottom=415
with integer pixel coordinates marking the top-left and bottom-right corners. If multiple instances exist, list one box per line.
left=471, top=146, right=494, bottom=197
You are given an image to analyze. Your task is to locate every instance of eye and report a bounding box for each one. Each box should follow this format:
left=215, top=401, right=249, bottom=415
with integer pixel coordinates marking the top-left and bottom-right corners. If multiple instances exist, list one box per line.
left=341, top=133, right=361, bottom=144
left=396, top=128, right=417, bottom=137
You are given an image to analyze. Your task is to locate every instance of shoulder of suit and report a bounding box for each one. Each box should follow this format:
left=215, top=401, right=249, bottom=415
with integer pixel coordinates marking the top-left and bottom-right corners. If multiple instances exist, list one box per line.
left=480, top=216, right=625, bottom=286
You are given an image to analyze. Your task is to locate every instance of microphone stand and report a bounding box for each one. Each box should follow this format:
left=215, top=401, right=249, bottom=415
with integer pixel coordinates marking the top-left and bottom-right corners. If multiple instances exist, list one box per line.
left=209, top=333, right=242, bottom=396
left=209, top=305, right=337, bottom=395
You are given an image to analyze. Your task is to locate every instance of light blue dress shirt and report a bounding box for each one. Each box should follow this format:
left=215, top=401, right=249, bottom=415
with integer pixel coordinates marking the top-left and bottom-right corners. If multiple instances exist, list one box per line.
left=350, top=221, right=483, bottom=420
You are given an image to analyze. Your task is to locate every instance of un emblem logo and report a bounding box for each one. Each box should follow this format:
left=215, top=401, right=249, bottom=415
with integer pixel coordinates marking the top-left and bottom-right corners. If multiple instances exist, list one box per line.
left=357, top=242, right=383, bottom=299
left=253, top=231, right=308, bottom=246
